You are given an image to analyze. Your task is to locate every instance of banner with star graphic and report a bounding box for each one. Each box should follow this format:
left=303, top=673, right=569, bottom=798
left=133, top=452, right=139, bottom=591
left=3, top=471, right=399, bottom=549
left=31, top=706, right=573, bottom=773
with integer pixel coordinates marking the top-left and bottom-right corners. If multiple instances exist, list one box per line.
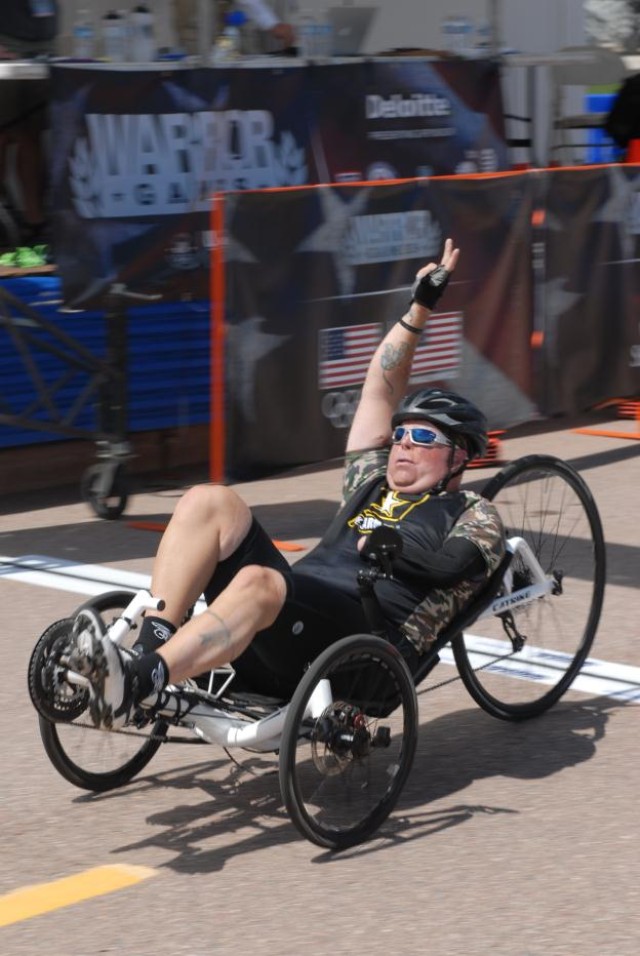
left=49, top=64, right=310, bottom=308
left=536, top=164, right=640, bottom=415
left=216, top=175, right=537, bottom=479
left=216, top=166, right=640, bottom=479
left=49, top=59, right=507, bottom=308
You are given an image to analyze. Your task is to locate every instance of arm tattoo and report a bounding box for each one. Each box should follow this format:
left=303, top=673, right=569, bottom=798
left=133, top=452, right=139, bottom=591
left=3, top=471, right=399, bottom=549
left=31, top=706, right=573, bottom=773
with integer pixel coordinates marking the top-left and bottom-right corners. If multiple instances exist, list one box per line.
left=380, top=342, right=410, bottom=392
left=200, top=608, right=232, bottom=651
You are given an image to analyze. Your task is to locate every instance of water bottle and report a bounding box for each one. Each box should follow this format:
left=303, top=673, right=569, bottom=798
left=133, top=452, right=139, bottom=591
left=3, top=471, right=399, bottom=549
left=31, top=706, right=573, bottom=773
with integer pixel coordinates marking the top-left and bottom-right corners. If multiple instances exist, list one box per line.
left=297, top=11, right=318, bottom=58
left=102, top=10, right=127, bottom=62
left=444, top=15, right=464, bottom=55
left=441, top=16, right=455, bottom=54
left=316, top=11, right=333, bottom=58
left=474, top=21, right=493, bottom=57
left=210, top=10, right=246, bottom=63
left=130, top=4, right=156, bottom=62
left=72, top=9, right=95, bottom=59
left=459, top=16, right=475, bottom=57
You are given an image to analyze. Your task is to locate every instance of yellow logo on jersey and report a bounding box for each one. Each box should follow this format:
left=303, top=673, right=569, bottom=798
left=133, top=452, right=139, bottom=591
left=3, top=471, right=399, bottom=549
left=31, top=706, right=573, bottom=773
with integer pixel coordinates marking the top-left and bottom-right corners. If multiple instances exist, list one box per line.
left=348, top=488, right=431, bottom=534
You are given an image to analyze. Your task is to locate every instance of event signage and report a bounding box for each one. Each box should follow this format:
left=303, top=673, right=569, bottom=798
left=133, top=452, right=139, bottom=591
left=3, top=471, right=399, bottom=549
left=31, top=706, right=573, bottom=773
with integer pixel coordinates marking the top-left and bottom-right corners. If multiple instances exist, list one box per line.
left=49, top=59, right=507, bottom=307
left=538, top=164, right=640, bottom=414
left=212, top=167, right=640, bottom=479
left=214, top=176, right=536, bottom=477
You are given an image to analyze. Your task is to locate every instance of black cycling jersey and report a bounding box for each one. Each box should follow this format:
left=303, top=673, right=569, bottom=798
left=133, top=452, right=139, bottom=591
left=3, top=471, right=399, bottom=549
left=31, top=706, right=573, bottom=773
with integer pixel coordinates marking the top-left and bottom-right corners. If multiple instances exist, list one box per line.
left=210, top=456, right=504, bottom=697
left=292, top=473, right=487, bottom=636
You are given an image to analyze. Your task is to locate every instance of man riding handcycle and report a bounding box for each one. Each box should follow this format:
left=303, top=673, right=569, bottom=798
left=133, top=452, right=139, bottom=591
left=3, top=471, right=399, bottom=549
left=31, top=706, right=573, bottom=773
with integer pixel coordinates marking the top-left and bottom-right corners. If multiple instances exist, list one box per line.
left=29, top=239, right=605, bottom=849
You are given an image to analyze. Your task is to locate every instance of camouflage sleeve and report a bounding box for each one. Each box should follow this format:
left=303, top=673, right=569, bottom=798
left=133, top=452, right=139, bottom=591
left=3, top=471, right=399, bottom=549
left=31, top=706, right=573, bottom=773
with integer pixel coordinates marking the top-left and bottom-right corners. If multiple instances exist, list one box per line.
left=341, top=447, right=388, bottom=504
left=448, top=493, right=506, bottom=575
left=401, top=493, right=506, bottom=656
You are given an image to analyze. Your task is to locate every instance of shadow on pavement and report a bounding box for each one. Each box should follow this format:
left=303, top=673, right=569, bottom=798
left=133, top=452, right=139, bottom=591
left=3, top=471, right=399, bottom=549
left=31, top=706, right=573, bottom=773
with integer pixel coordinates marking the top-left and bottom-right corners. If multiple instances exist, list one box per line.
left=68, top=695, right=623, bottom=873
left=0, top=499, right=340, bottom=566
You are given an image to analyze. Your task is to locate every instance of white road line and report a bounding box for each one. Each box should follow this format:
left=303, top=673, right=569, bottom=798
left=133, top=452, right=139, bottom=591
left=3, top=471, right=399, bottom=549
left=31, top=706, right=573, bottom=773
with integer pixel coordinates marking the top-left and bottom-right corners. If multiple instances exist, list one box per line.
left=439, top=640, right=640, bottom=704
left=4, top=554, right=639, bottom=703
left=1, top=553, right=151, bottom=596
left=0, top=554, right=207, bottom=610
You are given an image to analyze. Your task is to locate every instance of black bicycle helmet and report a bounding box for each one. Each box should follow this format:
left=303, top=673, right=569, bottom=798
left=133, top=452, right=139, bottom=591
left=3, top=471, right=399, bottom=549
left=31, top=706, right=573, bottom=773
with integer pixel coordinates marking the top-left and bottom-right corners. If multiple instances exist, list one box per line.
left=391, top=388, right=488, bottom=459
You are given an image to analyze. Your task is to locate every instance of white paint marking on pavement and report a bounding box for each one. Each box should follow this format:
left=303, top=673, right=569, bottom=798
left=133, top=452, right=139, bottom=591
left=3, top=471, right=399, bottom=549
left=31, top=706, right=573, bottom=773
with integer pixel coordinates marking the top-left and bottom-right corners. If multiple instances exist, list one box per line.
left=439, top=634, right=640, bottom=704
left=0, top=554, right=206, bottom=610
left=3, top=554, right=639, bottom=703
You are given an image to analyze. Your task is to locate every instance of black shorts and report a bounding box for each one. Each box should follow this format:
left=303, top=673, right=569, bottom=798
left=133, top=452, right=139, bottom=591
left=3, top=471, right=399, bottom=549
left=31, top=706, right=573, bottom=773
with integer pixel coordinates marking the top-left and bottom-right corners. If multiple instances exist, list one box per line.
left=204, top=517, right=419, bottom=698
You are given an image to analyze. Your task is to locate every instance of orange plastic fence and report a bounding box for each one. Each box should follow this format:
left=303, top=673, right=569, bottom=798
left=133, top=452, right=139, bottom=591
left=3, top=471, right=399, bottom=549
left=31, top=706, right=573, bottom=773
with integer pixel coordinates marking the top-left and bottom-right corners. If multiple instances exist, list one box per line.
left=573, top=399, right=640, bottom=441
left=126, top=520, right=305, bottom=552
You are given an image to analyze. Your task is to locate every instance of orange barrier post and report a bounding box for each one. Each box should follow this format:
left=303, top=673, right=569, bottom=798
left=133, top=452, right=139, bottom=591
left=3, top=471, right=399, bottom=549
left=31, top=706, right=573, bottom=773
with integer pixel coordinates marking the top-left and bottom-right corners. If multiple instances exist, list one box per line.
left=573, top=398, right=640, bottom=440
left=209, top=193, right=227, bottom=483
left=627, top=140, right=640, bottom=162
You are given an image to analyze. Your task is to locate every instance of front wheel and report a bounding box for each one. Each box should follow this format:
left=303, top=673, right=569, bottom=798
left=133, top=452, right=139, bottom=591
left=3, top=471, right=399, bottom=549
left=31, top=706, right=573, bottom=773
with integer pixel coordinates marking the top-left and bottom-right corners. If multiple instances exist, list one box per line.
left=37, top=590, right=167, bottom=792
left=452, top=455, right=606, bottom=720
left=279, top=634, right=418, bottom=850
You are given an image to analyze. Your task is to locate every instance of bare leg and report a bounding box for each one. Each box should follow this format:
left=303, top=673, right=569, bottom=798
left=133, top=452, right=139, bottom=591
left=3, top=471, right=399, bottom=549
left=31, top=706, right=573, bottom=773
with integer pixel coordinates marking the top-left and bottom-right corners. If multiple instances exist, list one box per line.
left=149, top=484, right=253, bottom=626
left=74, top=484, right=288, bottom=727
left=159, top=563, right=287, bottom=683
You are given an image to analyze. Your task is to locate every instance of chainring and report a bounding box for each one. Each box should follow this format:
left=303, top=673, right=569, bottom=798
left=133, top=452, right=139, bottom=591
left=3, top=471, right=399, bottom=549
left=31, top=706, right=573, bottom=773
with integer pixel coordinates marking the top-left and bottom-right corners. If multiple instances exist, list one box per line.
left=28, top=618, right=90, bottom=723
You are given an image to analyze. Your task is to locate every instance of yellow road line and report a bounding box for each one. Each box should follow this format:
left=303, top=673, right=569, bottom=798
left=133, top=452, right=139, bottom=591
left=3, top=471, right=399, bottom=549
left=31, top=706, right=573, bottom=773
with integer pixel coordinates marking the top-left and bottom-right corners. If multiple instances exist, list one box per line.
left=0, top=864, right=156, bottom=928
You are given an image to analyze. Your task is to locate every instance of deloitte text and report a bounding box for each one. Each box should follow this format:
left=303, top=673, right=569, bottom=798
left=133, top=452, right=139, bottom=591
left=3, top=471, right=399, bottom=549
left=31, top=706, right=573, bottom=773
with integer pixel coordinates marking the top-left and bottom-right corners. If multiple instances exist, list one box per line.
left=365, top=93, right=451, bottom=120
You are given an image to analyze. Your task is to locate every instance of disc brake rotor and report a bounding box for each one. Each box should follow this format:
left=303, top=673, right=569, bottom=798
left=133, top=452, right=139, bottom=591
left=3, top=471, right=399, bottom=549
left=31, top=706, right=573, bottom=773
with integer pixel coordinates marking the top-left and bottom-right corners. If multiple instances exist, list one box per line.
left=310, top=701, right=371, bottom=776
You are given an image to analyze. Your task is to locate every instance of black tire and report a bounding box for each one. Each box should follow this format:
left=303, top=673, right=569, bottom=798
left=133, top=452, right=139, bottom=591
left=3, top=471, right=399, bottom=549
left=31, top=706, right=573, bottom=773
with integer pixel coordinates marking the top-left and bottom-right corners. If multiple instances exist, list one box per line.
left=38, top=590, right=167, bottom=792
left=81, top=464, right=129, bottom=520
left=451, top=455, right=606, bottom=720
left=279, top=634, right=418, bottom=850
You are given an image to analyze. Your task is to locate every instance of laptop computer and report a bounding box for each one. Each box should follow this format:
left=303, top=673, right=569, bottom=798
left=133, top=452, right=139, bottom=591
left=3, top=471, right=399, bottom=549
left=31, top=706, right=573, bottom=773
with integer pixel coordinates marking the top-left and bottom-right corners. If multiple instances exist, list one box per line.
left=327, top=6, right=378, bottom=57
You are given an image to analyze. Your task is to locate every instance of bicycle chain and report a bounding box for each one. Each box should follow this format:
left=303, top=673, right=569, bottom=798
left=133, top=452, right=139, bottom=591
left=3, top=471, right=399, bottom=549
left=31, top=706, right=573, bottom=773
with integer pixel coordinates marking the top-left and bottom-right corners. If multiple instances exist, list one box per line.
left=60, top=719, right=174, bottom=741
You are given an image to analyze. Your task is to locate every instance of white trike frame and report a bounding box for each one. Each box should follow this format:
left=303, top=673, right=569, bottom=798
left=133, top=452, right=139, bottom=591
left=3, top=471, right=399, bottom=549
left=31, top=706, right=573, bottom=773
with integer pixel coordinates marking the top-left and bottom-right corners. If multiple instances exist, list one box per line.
left=62, top=534, right=549, bottom=752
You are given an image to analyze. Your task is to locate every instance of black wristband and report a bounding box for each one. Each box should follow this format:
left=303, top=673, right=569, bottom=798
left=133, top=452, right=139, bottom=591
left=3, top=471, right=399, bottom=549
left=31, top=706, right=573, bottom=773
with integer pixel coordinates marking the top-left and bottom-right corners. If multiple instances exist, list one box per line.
left=398, top=317, right=422, bottom=335
left=410, top=264, right=450, bottom=310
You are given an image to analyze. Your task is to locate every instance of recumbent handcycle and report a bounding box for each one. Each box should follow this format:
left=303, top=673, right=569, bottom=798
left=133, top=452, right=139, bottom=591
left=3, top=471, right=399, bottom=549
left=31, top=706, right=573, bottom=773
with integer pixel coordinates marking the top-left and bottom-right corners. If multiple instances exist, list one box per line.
left=28, top=454, right=605, bottom=850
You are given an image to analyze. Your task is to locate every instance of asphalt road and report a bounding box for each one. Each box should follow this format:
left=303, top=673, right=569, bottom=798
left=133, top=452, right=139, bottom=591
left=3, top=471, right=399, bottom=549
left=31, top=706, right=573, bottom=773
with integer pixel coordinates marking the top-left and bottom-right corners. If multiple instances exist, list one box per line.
left=1, top=414, right=638, bottom=956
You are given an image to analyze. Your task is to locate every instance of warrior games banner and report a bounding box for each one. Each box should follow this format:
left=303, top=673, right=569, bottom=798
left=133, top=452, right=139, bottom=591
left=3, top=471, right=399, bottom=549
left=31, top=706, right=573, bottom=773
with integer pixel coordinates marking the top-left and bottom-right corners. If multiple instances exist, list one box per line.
left=49, top=59, right=507, bottom=307
left=216, top=175, right=536, bottom=479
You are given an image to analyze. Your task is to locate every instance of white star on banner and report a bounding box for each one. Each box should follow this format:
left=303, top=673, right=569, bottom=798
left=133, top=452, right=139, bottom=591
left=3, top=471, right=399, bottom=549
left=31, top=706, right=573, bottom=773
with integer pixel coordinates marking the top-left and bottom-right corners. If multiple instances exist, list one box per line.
left=226, top=315, right=288, bottom=420
left=543, top=276, right=583, bottom=365
left=295, top=187, right=371, bottom=296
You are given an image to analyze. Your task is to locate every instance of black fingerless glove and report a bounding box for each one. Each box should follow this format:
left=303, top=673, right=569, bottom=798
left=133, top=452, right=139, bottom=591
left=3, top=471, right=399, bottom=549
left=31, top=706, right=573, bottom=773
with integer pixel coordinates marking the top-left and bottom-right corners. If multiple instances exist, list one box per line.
left=410, top=264, right=450, bottom=310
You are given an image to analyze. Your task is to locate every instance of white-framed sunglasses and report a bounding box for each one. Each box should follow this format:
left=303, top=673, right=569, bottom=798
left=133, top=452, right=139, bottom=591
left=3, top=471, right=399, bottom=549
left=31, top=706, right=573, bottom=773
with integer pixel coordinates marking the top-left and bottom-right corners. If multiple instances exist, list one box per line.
left=391, top=426, right=452, bottom=448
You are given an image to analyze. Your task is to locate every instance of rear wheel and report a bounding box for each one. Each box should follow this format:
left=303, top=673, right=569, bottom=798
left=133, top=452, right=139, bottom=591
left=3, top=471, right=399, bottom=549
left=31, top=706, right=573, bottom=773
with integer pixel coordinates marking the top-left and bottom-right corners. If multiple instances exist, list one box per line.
left=452, top=455, right=606, bottom=720
left=35, top=591, right=167, bottom=792
left=279, top=634, right=418, bottom=849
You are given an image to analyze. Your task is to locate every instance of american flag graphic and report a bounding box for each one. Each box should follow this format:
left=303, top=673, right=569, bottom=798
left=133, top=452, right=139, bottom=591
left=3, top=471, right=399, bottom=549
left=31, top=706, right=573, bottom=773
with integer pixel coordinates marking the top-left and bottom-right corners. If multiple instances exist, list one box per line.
left=318, top=323, right=383, bottom=390
left=409, top=312, right=463, bottom=384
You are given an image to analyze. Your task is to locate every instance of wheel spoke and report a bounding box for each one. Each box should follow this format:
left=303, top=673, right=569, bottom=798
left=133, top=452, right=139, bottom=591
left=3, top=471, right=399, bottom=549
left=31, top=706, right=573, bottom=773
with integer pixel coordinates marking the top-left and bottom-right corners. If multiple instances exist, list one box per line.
left=452, top=456, right=605, bottom=720
left=279, top=635, right=417, bottom=849
left=36, top=591, right=164, bottom=791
